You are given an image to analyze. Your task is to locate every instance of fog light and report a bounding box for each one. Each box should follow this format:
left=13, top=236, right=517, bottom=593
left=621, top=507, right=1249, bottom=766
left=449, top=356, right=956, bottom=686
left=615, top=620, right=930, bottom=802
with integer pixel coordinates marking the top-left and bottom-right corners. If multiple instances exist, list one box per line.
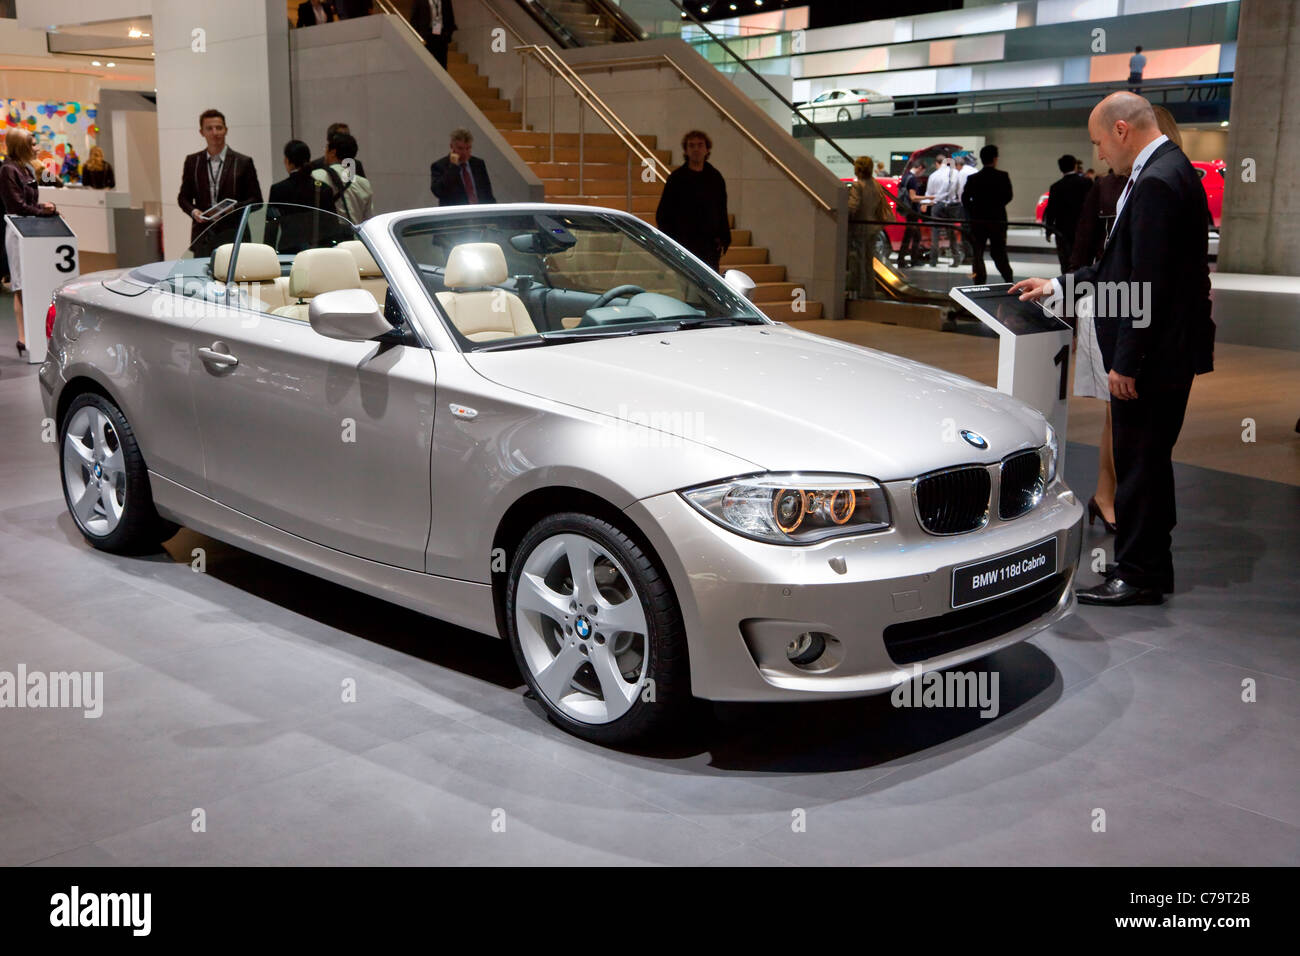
left=786, top=631, right=828, bottom=666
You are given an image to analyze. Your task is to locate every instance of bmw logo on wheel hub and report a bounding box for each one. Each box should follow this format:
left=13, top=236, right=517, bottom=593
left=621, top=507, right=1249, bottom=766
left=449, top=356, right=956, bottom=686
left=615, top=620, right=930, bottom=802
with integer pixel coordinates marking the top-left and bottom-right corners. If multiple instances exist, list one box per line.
left=575, top=616, right=592, bottom=639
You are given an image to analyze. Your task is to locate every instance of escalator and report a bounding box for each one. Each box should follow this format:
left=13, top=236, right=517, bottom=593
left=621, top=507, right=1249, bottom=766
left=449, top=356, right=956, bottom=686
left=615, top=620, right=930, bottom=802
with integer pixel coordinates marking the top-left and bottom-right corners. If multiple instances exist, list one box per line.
left=517, top=0, right=647, bottom=46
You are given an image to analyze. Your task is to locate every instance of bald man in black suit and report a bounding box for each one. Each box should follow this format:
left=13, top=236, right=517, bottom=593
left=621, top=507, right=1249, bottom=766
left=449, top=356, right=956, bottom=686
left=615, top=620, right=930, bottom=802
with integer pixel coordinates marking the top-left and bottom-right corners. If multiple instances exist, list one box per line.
left=1013, top=92, right=1215, bottom=606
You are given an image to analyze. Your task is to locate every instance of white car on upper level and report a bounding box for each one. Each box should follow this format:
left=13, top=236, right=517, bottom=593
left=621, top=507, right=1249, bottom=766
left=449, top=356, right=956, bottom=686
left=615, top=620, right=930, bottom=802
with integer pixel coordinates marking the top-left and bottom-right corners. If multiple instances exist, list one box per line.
left=796, top=88, right=894, bottom=124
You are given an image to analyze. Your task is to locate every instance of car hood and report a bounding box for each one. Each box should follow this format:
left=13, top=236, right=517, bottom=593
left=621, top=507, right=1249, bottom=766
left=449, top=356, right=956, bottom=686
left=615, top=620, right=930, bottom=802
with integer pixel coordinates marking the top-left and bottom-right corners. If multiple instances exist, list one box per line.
left=465, top=324, right=1047, bottom=480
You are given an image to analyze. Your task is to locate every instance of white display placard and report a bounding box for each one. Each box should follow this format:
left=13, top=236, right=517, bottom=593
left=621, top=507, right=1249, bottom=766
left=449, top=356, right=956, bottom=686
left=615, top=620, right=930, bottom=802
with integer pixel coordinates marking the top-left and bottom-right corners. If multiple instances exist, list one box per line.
left=6, top=214, right=79, bottom=365
left=949, top=283, right=1072, bottom=466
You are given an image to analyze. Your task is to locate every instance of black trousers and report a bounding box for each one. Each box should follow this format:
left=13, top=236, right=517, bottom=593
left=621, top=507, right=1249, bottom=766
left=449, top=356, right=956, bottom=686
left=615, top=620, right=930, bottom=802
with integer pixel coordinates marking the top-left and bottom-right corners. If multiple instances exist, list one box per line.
left=899, top=214, right=923, bottom=262
left=1053, top=232, right=1074, bottom=273
left=425, top=34, right=449, bottom=68
left=969, top=224, right=1012, bottom=283
left=1111, top=382, right=1193, bottom=590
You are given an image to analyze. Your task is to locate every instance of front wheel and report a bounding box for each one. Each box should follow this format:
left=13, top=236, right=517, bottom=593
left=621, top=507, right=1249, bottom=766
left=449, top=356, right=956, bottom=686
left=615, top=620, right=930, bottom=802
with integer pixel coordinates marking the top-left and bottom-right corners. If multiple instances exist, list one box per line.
left=59, top=392, right=178, bottom=554
left=505, top=513, right=690, bottom=745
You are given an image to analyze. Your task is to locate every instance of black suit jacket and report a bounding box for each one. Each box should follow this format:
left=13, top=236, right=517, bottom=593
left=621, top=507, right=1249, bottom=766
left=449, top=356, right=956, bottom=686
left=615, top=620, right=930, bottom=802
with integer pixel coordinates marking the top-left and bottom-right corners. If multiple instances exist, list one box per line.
left=961, top=166, right=1013, bottom=227
left=297, top=1, right=336, bottom=26
left=1044, top=172, right=1091, bottom=241
left=430, top=155, right=494, bottom=205
left=178, top=148, right=263, bottom=242
left=1063, top=140, right=1214, bottom=386
left=267, top=169, right=331, bottom=253
left=410, top=0, right=456, bottom=41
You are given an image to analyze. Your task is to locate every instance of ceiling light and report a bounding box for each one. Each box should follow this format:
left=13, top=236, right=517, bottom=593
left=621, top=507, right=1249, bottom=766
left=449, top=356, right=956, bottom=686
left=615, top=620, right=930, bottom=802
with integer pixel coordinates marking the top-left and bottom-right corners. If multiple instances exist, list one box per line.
left=142, top=32, right=150, bottom=37
left=1220, top=120, right=1229, bottom=127
left=128, top=27, right=142, bottom=38
left=106, top=62, right=116, bottom=67
left=91, top=60, right=101, bottom=66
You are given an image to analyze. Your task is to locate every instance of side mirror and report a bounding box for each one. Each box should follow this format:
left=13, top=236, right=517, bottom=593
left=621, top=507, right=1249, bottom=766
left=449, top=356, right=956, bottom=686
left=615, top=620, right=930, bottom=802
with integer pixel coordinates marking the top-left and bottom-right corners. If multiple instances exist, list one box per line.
left=308, top=288, right=392, bottom=341
left=723, top=268, right=756, bottom=300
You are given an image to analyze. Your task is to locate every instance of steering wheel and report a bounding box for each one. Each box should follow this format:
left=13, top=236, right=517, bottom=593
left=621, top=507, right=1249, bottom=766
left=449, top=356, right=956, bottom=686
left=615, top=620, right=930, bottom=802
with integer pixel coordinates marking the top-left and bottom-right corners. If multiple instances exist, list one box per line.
left=591, top=284, right=646, bottom=309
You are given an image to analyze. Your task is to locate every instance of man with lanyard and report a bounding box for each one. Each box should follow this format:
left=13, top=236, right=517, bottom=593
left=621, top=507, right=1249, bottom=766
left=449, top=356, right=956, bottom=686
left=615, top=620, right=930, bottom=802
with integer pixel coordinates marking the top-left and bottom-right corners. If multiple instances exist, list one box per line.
left=177, top=108, right=262, bottom=249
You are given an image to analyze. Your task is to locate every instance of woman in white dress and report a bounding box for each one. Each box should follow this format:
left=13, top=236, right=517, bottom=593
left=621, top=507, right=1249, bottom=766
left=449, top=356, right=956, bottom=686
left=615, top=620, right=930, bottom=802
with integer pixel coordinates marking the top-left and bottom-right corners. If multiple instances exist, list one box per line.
left=1072, top=293, right=1116, bottom=532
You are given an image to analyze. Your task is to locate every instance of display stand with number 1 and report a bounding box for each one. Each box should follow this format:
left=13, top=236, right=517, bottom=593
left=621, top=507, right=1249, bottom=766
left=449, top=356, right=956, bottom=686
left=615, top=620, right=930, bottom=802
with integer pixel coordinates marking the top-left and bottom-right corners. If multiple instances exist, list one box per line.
left=949, top=283, right=1073, bottom=470
left=6, top=214, right=79, bottom=365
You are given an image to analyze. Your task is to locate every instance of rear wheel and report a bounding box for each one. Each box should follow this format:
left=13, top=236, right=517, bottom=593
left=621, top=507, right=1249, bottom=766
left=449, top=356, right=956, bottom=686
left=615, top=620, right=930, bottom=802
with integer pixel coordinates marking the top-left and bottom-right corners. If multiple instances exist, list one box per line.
left=836, top=107, right=851, bottom=122
left=505, top=513, right=690, bottom=744
left=59, top=392, right=177, bottom=554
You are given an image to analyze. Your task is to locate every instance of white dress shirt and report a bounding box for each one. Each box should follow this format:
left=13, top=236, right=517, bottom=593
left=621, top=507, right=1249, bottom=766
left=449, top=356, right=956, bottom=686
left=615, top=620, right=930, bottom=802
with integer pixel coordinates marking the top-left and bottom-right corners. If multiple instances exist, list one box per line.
left=928, top=163, right=959, bottom=204
left=206, top=145, right=228, bottom=200
left=428, top=0, right=443, bottom=34
left=956, top=162, right=975, bottom=198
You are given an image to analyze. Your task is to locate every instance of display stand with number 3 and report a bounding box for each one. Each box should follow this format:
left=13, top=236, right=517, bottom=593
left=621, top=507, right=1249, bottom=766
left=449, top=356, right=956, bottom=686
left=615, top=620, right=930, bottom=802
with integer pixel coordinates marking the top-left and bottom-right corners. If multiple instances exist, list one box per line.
left=949, top=283, right=1073, bottom=469
left=5, top=214, right=78, bottom=365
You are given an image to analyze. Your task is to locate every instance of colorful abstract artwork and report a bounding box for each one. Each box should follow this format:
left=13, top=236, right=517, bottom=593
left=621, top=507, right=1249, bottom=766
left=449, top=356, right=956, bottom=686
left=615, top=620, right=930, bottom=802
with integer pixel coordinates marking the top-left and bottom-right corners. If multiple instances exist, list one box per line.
left=1, top=99, right=99, bottom=183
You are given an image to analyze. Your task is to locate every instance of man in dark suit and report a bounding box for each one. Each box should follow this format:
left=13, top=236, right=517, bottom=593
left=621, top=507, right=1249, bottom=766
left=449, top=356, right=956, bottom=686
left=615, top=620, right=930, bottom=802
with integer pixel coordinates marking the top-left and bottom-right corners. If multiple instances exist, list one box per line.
left=411, top=0, right=456, bottom=69
left=961, top=144, right=1014, bottom=284
left=267, top=139, right=329, bottom=253
left=177, top=108, right=263, bottom=250
left=297, top=1, right=336, bottom=26
left=1013, top=92, right=1215, bottom=606
left=1043, top=153, right=1092, bottom=272
left=430, top=128, right=495, bottom=206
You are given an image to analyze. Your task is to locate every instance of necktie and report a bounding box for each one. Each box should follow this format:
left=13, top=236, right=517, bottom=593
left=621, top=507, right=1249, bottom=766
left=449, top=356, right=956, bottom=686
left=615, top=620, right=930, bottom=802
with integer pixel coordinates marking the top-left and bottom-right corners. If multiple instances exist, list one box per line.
left=461, top=163, right=478, bottom=204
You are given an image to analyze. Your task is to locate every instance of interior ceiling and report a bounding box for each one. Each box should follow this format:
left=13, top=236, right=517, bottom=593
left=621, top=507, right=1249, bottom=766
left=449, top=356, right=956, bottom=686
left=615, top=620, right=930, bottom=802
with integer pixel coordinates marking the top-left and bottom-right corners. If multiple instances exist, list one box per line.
left=47, top=16, right=154, bottom=61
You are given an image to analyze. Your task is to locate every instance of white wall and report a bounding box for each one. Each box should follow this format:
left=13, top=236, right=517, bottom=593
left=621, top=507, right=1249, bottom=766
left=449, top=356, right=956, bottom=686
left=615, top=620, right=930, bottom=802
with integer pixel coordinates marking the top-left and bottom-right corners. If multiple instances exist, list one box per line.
left=16, top=0, right=151, bottom=29
left=153, top=0, right=291, bottom=258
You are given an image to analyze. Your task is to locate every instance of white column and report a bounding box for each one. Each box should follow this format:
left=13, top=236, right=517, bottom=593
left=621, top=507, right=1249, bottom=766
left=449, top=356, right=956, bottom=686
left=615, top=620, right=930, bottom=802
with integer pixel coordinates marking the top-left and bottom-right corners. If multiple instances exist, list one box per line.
left=153, top=0, right=291, bottom=258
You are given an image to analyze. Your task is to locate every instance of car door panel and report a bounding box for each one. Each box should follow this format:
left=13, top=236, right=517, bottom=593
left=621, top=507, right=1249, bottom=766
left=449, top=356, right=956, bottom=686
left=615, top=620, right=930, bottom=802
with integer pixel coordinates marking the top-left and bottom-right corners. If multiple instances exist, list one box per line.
left=188, top=307, right=436, bottom=570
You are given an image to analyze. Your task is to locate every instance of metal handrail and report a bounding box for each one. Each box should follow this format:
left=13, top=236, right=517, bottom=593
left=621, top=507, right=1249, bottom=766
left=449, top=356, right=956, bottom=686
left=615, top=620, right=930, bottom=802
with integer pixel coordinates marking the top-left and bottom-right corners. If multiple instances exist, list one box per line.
left=884, top=76, right=1232, bottom=118
left=373, top=0, right=427, bottom=45
left=519, top=44, right=670, bottom=180
left=661, top=0, right=854, bottom=169
left=585, top=0, right=648, bottom=42
left=571, top=52, right=835, bottom=215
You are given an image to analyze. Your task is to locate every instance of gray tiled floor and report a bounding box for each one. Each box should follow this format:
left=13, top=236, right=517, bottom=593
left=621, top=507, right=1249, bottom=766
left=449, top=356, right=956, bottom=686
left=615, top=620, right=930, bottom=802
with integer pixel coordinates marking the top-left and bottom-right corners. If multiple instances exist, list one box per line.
left=0, top=351, right=1296, bottom=866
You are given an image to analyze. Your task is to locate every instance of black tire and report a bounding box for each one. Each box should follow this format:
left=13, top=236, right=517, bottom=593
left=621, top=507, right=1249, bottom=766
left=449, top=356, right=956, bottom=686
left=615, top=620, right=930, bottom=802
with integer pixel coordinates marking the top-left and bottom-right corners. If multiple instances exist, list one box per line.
left=836, top=107, right=851, bottom=122
left=873, top=229, right=893, bottom=262
left=59, top=392, right=178, bottom=555
left=505, top=512, right=691, bottom=745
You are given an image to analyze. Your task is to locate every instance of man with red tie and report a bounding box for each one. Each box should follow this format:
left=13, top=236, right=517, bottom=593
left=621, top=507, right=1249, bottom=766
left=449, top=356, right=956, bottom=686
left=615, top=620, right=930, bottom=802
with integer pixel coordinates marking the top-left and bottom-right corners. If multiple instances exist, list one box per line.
left=430, top=128, right=495, bottom=206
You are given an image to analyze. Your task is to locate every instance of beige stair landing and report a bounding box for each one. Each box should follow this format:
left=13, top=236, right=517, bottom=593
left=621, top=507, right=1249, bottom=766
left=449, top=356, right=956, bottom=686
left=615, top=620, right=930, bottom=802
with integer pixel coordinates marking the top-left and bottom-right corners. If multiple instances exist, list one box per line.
left=445, top=42, right=823, bottom=318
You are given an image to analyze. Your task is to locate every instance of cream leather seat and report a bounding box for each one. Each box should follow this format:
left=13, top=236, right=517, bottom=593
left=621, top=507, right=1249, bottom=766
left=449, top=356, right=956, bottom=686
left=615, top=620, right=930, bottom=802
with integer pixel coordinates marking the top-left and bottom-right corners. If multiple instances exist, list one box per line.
left=272, top=247, right=364, bottom=322
left=213, top=242, right=288, bottom=312
left=436, top=242, right=537, bottom=342
left=338, top=240, right=389, bottom=305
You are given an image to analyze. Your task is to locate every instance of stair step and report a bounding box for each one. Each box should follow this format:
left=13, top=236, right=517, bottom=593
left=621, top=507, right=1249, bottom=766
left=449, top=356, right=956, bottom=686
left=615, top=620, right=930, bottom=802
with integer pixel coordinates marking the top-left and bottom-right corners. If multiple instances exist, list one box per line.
left=481, top=110, right=523, bottom=127
left=749, top=282, right=801, bottom=302
left=552, top=195, right=660, bottom=213
left=720, top=246, right=769, bottom=266
left=730, top=262, right=785, bottom=282
left=542, top=178, right=663, bottom=197
left=760, top=300, right=824, bottom=320
left=504, top=130, right=657, bottom=149
left=728, top=213, right=736, bottom=228
left=529, top=162, right=634, bottom=180
left=514, top=144, right=672, bottom=166
left=730, top=229, right=751, bottom=245
left=447, top=50, right=469, bottom=65
left=471, top=96, right=511, bottom=112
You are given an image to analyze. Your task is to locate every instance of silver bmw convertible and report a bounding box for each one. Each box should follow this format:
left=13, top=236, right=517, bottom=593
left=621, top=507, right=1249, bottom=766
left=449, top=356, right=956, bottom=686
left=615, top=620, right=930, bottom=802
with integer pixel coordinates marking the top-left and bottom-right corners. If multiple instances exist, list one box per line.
left=40, top=201, right=1082, bottom=743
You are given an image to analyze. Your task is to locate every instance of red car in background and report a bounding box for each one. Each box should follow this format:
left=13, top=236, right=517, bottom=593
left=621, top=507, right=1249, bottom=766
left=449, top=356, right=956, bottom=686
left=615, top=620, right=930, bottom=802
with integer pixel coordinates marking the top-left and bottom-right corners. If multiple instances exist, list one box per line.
left=1035, top=160, right=1225, bottom=228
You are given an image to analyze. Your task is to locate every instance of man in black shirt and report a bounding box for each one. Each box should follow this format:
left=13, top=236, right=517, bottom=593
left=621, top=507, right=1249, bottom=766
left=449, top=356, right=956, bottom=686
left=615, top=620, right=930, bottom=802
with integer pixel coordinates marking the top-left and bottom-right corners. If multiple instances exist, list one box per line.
left=962, top=143, right=1014, bottom=284
left=308, top=122, right=366, bottom=179
left=655, top=130, right=730, bottom=272
left=1043, top=153, right=1093, bottom=272
left=267, top=139, right=329, bottom=252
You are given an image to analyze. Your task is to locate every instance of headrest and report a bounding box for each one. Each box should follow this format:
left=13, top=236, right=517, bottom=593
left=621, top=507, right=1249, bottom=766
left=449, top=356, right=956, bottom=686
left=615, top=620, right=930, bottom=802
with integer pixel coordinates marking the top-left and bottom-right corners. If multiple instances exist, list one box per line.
left=445, top=242, right=508, bottom=289
left=338, top=240, right=382, bottom=277
left=232, top=243, right=282, bottom=282
left=287, top=247, right=361, bottom=299
left=212, top=244, right=234, bottom=279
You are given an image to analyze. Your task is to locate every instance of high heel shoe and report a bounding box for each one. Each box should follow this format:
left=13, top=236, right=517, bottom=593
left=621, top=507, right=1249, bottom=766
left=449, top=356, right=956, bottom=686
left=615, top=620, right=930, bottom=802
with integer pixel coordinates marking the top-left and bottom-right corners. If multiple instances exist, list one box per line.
left=1087, top=496, right=1116, bottom=534
left=15, top=341, right=27, bottom=358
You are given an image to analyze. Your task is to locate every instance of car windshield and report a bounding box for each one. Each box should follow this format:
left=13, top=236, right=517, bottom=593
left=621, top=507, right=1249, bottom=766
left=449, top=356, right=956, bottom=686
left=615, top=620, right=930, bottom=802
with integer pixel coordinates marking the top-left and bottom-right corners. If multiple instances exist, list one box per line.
left=392, top=208, right=767, bottom=350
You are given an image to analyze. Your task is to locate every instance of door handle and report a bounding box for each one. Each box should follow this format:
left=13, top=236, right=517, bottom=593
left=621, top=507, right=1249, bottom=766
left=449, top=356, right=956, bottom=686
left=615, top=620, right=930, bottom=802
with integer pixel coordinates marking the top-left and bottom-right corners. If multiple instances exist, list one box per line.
left=198, top=346, right=239, bottom=369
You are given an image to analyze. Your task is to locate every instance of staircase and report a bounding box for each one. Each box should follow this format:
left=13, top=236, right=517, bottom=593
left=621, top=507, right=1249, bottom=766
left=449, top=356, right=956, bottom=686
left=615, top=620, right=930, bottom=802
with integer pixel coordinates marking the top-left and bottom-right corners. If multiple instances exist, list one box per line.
left=445, top=46, right=823, bottom=320
left=536, top=0, right=621, bottom=46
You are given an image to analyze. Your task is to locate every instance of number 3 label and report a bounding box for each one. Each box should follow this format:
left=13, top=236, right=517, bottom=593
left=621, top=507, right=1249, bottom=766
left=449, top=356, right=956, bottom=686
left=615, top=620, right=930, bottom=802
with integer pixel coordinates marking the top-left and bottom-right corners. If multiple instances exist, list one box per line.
left=54, top=244, right=76, bottom=273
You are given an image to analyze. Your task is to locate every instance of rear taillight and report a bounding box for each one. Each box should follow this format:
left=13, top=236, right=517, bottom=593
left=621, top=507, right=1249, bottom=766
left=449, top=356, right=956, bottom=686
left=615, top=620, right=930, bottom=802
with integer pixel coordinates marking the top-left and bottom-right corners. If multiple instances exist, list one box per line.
left=46, top=298, right=58, bottom=339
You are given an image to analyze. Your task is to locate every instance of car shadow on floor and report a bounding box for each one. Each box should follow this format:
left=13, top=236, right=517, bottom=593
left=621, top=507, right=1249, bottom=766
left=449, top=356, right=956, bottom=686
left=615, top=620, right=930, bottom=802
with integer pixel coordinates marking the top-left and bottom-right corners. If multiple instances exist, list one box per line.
left=90, top=521, right=1064, bottom=771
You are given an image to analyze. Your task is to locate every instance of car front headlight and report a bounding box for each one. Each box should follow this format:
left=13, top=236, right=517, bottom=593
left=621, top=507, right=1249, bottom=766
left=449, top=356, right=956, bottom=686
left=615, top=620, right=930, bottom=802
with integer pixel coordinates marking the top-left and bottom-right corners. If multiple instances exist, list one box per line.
left=681, top=473, right=892, bottom=544
left=1040, top=423, right=1059, bottom=484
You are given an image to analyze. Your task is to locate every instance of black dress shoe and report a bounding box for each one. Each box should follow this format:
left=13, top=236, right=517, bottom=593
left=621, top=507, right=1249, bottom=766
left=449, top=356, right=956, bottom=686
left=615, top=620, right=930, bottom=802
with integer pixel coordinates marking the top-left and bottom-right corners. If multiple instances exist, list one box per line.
left=1101, top=564, right=1172, bottom=593
left=1076, top=577, right=1164, bottom=606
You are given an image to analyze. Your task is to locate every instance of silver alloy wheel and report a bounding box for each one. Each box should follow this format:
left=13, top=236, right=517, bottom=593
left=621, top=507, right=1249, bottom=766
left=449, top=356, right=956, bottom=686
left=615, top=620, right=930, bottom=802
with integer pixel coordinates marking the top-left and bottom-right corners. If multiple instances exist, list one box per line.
left=62, top=405, right=127, bottom=537
left=515, top=532, right=650, bottom=724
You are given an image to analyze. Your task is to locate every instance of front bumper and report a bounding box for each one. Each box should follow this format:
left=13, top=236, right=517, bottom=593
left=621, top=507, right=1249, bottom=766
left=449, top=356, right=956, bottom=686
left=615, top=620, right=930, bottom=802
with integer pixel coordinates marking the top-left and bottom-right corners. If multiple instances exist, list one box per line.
left=626, top=478, right=1084, bottom=701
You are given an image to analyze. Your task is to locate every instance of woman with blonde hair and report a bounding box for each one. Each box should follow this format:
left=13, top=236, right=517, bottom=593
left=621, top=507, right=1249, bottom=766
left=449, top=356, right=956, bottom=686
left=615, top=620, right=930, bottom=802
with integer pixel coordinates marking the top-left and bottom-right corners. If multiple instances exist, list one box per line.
left=847, top=155, right=890, bottom=298
left=1, top=127, right=58, bottom=357
left=81, top=145, right=116, bottom=189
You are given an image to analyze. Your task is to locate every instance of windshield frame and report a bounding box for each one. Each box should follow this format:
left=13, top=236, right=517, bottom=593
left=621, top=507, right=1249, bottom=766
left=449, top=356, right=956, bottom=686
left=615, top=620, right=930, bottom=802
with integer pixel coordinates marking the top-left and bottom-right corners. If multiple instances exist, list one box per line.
left=383, top=204, right=771, bottom=354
